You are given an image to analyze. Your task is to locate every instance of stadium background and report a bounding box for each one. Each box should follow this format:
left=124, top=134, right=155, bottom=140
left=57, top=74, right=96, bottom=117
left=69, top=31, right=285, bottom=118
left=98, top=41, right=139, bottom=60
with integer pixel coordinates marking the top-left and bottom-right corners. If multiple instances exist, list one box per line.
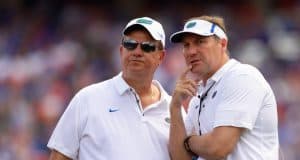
left=0, top=0, right=299, bottom=159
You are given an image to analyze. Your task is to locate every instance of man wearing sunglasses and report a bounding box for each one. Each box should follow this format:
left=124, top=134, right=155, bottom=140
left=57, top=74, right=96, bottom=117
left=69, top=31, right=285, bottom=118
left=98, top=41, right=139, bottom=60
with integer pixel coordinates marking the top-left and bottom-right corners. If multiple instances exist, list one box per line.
left=47, top=17, right=176, bottom=160
left=168, top=16, right=279, bottom=159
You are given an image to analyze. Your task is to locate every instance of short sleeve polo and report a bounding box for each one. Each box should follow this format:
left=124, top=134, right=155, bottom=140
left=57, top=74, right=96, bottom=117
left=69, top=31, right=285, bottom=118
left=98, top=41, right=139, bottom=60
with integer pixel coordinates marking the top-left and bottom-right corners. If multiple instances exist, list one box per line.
left=48, top=73, right=173, bottom=160
left=185, top=59, right=279, bottom=160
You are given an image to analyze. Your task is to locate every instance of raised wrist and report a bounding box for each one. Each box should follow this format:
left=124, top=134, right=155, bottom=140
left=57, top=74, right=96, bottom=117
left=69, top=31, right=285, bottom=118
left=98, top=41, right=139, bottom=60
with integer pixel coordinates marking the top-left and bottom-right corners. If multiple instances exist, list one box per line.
left=171, top=92, right=184, bottom=105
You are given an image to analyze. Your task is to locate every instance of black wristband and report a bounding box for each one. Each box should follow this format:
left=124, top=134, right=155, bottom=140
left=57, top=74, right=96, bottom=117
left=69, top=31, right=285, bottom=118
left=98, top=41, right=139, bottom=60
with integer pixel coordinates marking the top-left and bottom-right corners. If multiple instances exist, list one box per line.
left=183, top=135, right=197, bottom=156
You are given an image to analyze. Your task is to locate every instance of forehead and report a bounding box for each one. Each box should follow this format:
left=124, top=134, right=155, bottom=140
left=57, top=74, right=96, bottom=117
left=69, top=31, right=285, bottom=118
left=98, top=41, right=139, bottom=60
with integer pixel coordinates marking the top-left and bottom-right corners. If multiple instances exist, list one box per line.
left=124, top=28, right=153, bottom=40
left=182, top=33, right=209, bottom=43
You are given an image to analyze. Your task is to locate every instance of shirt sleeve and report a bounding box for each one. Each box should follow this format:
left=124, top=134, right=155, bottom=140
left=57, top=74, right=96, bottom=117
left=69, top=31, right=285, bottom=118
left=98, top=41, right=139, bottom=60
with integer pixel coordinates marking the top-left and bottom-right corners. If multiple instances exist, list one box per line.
left=47, top=91, right=88, bottom=159
left=214, top=74, right=266, bottom=130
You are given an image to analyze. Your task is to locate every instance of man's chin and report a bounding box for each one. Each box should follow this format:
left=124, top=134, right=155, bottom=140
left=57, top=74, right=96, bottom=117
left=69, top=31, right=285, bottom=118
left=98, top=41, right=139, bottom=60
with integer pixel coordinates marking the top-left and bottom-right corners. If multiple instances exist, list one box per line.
left=128, top=68, right=146, bottom=75
left=190, top=68, right=205, bottom=78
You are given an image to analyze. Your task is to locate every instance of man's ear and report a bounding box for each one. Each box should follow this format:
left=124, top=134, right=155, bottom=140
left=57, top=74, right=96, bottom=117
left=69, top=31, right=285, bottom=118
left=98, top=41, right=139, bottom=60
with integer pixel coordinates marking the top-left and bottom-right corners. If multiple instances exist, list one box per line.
left=220, top=38, right=228, bottom=52
left=158, top=50, right=166, bottom=65
left=119, top=45, right=124, bottom=56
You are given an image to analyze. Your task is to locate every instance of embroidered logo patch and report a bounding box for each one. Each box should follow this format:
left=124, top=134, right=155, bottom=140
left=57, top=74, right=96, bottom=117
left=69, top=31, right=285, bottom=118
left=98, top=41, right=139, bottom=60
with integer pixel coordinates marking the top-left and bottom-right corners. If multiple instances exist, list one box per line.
left=212, top=91, right=217, bottom=99
left=109, top=106, right=119, bottom=112
left=136, top=18, right=153, bottom=25
left=186, top=22, right=196, bottom=28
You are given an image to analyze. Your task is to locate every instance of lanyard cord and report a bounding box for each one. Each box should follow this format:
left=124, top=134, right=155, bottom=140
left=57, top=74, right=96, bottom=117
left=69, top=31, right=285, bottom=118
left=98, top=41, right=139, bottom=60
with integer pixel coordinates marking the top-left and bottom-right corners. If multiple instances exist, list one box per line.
left=197, top=82, right=215, bottom=135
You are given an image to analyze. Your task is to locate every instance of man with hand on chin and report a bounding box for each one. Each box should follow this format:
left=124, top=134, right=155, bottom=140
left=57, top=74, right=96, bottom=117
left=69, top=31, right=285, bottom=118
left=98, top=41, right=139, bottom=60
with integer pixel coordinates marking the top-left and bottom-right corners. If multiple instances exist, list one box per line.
left=169, top=15, right=279, bottom=160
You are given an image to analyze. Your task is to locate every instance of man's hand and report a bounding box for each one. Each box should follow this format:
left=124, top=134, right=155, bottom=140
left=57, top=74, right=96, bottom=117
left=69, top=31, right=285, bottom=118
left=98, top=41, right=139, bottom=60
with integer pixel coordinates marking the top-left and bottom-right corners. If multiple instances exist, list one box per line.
left=169, top=65, right=197, bottom=160
left=172, top=65, right=198, bottom=107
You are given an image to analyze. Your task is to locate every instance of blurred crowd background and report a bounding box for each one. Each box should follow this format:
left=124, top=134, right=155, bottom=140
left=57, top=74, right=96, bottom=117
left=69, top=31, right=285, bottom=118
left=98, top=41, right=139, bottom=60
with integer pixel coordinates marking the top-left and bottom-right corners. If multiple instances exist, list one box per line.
left=0, top=0, right=299, bottom=159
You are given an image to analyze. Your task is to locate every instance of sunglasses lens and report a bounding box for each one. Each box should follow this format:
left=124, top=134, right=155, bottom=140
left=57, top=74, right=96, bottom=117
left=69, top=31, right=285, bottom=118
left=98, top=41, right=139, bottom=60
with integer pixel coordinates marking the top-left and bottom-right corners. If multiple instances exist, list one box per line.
left=141, top=42, right=156, bottom=53
left=123, top=38, right=157, bottom=53
left=123, top=39, right=138, bottom=50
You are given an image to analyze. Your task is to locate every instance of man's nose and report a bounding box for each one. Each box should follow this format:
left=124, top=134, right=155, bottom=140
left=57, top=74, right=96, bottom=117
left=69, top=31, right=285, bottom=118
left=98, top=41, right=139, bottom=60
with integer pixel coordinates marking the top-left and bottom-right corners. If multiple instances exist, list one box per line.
left=131, top=44, right=144, bottom=56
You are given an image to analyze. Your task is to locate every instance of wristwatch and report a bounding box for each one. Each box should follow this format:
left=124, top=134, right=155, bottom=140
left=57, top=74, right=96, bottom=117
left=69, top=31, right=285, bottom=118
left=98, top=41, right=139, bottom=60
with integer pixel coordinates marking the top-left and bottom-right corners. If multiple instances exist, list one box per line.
left=183, top=135, right=197, bottom=156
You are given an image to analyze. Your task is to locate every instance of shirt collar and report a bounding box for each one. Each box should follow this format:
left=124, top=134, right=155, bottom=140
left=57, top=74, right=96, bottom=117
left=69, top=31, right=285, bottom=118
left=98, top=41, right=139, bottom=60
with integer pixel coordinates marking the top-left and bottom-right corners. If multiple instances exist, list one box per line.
left=152, top=79, right=169, bottom=101
left=112, top=72, right=170, bottom=101
left=209, top=58, right=239, bottom=83
left=113, top=72, right=131, bottom=95
left=198, top=59, right=238, bottom=93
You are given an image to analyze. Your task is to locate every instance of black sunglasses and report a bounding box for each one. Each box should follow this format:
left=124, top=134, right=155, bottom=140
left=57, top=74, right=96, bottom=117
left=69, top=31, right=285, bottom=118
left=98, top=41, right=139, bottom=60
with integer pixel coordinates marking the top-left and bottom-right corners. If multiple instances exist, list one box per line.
left=122, top=38, right=158, bottom=53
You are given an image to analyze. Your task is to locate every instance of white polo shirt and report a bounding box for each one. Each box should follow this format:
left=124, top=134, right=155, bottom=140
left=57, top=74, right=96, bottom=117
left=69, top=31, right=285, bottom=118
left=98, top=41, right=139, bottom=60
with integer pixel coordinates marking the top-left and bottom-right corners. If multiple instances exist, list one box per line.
left=185, top=59, right=279, bottom=160
left=47, top=73, right=173, bottom=160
